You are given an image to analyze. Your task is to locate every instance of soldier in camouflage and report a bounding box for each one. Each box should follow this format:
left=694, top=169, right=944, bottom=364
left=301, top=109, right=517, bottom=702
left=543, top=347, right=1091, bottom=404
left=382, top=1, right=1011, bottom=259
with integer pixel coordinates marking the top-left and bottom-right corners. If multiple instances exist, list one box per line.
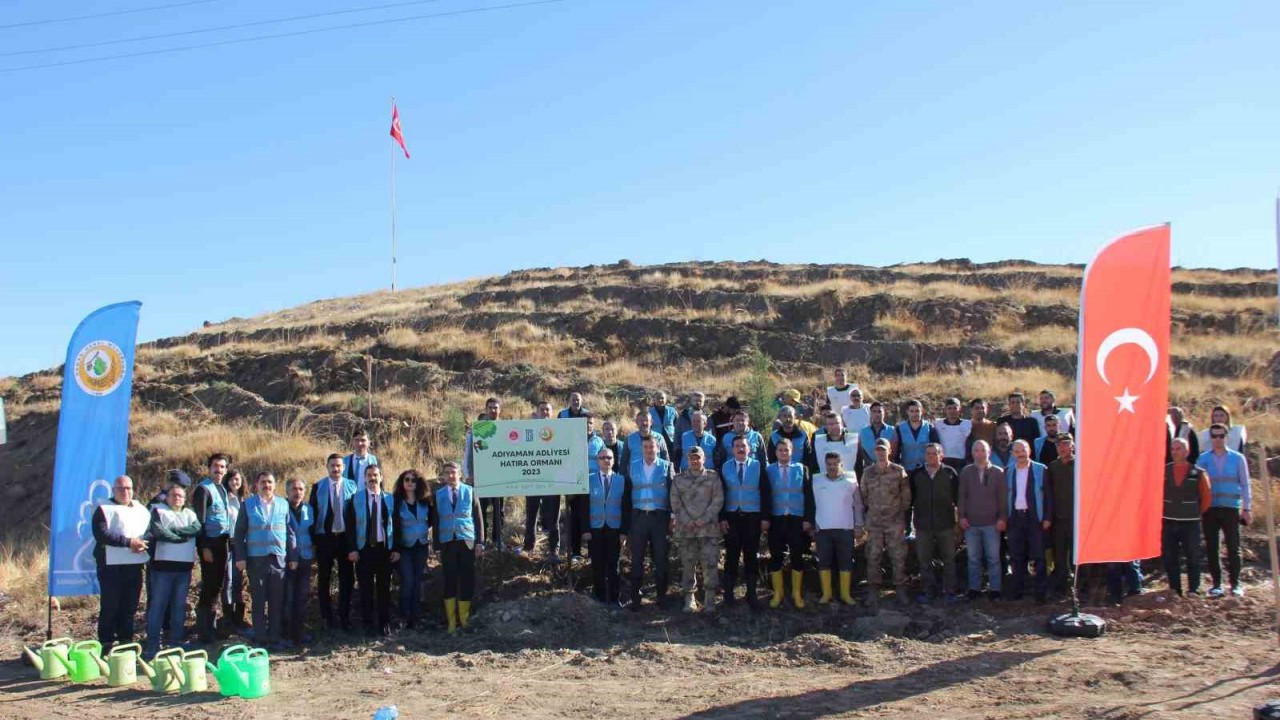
left=860, top=437, right=911, bottom=608
left=670, top=446, right=724, bottom=613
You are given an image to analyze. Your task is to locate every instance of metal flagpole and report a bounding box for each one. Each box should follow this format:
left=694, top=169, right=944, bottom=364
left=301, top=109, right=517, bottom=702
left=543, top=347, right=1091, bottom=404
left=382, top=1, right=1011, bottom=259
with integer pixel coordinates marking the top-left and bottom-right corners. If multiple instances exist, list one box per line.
left=390, top=96, right=398, bottom=293
left=1267, top=195, right=1280, bottom=646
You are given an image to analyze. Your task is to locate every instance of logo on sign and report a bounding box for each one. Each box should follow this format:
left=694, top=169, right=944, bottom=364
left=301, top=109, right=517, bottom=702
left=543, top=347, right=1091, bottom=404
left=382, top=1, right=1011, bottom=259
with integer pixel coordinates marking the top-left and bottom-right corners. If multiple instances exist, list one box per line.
left=539, top=427, right=554, bottom=442
left=508, top=430, right=520, bottom=442
left=525, top=429, right=534, bottom=443
left=73, top=340, right=126, bottom=396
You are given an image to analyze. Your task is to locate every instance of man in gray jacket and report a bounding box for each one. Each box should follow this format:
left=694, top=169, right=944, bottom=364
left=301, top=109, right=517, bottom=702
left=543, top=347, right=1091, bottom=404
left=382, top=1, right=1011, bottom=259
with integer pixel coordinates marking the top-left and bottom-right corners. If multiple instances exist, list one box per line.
left=958, top=440, right=1007, bottom=601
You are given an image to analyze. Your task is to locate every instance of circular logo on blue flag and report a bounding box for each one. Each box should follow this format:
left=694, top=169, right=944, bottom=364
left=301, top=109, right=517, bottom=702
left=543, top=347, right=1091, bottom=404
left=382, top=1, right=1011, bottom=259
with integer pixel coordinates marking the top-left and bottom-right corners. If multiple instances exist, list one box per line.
left=74, top=340, right=126, bottom=396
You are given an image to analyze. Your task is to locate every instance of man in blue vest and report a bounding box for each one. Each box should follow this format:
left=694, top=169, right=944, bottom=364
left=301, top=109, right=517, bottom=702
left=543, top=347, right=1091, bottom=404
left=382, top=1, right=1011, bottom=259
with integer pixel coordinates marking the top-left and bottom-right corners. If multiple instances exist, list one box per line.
left=558, top=391, right=588, bottom=418
left=434, top=461, right=485, bottom=632
left=719, top=434, right=771, bottom=610
left=621, top=408, right=672, bottom=469
left=234, top=472, right=291, bottom=649
left=190, top=453, right=231, bottom=643
left=625, top=435, right=674, bottom=610
left=679, top=410, right=719, bottom=473
left=1199, top=423, right=1253, bottom=597
left=308, top=453, right=357, bottom=631
left=566, top=414, right=605, bottom=563
left=649, top=391, right=678, bottom=451
left=584, top=447, right=627, bottom=604
left=895, top=399, right=940, bottom=541
left=857, top=402, right=897, bottom=477
left=716, top=410, right=766, bottom=469
left=675, top=391, right=707, bottom=441
left=283, top=477, right=315, bottom=647
left=768, top=405, right=810, bottom=464
left=766, top=438, right=814, bottom=608
left=522, top=401, right=563, bottom=563
left=344, top=464, right=395, bottom=637
left=344, top=428, right=379, bottom=493
left=1005, top=440, right=1051, bottom=603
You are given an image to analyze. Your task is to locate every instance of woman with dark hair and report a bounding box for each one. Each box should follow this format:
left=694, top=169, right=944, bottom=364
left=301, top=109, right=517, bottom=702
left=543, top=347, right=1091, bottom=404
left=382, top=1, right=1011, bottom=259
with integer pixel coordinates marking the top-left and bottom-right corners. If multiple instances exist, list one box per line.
left=391, top=469, right=432, bottom=629
left=221, top=468, right=249, bottom=634
left=1197, top=404, right=1248, bottom=455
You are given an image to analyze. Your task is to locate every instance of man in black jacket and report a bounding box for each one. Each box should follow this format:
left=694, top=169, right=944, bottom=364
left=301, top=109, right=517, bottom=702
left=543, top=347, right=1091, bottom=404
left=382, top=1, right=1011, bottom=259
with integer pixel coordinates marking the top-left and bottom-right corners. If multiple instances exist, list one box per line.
left=910, top=444, right=960, bottom=603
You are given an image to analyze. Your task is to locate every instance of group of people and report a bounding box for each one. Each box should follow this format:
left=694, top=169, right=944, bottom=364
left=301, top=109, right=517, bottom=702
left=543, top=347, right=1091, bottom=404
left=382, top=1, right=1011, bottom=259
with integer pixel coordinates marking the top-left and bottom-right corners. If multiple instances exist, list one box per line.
left=89, top=369, right=1255, bottom=658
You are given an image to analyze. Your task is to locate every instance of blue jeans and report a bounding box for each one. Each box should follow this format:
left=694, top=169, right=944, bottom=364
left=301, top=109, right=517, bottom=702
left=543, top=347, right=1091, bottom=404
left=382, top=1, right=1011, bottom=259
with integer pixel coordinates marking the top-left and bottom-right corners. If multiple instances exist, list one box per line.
left=965, top=525, right=1002, bottom=592
left=145, top=569, right=191, bottom=655
left=397, top=544, right=429, bottom=621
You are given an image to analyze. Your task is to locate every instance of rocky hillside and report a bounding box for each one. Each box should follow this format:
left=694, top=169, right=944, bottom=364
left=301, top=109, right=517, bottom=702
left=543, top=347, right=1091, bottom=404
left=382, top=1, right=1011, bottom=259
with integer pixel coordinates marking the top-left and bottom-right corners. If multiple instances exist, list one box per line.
left=1, top=259, right=1276, bottom=543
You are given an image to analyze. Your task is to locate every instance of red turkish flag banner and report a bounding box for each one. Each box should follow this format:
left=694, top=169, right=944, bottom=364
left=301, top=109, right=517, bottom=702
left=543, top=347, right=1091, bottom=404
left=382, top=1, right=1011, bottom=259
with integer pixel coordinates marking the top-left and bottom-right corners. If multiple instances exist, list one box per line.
left=390, top=104, right=410, bottom=159
left=1074, top=224, right=1171, bottom=565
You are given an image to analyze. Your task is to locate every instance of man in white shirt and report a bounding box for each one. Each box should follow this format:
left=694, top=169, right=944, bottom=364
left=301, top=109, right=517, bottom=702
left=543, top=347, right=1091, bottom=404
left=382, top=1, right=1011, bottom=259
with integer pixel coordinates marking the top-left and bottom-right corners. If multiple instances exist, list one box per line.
left=1005, top=440, right=1049, bottom=603
left=812, top=453, right=863, bottom=606
left=934, top=397, right=972, bottom=475
left=825, top=367, right=858, bottom=413
left=841, top=388, right=871, bottom=437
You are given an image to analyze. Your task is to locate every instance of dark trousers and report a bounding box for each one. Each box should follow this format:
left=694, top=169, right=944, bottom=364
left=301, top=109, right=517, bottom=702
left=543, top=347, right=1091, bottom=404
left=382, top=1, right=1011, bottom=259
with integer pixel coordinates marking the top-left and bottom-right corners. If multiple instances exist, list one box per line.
left=440, top=540, right=476, bottom=601
left=482, top=497, right=506, bottom=549
left=1106, top=561, right=1143, bottom=600
left=197, top=536, right=228, bottom=612
left=628, top=510, right=670, bottom=598
left=723, top=511, right=762, bottom=590
left=1050, top=517, right=1073, bottom=594
left=283, top=560, right=311, bottom=643
left=397, top=544, right=428, bottom=621
left=523, top=495, right=561, bottom=555
left=1202, top=506, right=1241, bottom=588
left=1007, top=510, right=1046, bottom=598
left=915, top=528, right=956, bottom=595
left=97, top=563, right=144, bottom=648
left=1162, top=519, right=1202, bottom=595
left=767, top=515, right=808, bottom=572
left=357, top=545, right=392, bottom=631
left=246, top=555, right=285, bottom=643
left=588, top=526, right=622, bottom=602
left=568, top=496, right=590, bottom=557
left=314, top=533, right=354, bottom=624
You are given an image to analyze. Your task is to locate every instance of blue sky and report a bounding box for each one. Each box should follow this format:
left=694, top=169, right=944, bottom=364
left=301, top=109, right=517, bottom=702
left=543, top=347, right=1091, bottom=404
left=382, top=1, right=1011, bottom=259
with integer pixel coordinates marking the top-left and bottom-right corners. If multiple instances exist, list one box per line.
left=1, top=1, right=1277, bottom=377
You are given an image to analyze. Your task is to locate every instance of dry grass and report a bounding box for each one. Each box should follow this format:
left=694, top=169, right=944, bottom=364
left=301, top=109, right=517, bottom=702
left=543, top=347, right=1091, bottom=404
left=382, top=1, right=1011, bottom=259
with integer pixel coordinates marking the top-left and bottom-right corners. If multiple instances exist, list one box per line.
left=1172, top=293, right=1277, bottom=315
left=379, top=322, right=583, bottom=370
left=874, top=309, right=931, bottom=342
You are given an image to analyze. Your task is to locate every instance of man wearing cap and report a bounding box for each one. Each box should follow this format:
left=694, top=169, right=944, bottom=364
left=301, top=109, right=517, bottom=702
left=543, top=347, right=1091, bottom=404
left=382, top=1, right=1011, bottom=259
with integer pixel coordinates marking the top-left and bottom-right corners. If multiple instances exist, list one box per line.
left=860, top=438, right=910, bottom=608
left=1044, top=434, right=1076, bottom=598
left=670, top=446, right=724, bottom=612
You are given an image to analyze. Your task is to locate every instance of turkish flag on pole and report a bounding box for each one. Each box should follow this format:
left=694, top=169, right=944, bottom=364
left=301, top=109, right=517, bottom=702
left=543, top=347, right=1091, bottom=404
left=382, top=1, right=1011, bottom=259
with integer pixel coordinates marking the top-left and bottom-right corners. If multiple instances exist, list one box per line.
left=1074, top=225, right=1171, bottom=565
left=390, top=104, right=410, bottom=159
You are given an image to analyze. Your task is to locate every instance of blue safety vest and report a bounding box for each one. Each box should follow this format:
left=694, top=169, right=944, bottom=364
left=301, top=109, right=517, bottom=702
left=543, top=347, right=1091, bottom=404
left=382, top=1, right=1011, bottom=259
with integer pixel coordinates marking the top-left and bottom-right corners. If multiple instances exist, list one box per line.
left=588, top=470, right=625, bottom=529
left=587, top=433, right=605, bottom=463
left=352, top=490, right=395, bottom=550
left=768, top=462, right=807, bottom=517
left=896, top=421, right=934, bottom=470
left=626, top=431, right=667, bottom=462
left=435, top=484, right=475, bottom=542
left=243, top=494, right=289, bottom=558
left=650, top=405, right=677, bottom=440
left=398, top=500, right=430, bottom=547
left=343, top=453, right=380, bottom=484
left=288, top=503, right=315, bottom=561
left=628, top=459, right=671, bottom=511
left=721, top=429, right=764, bottom=457
left=858, top=424, right=897, bottom=462
left=1004, top=461, right=1046, bottom=521
left=722, top=458, right=764, bottom=513
left=314, top=476, right=357, bottom=534
left=679, top=431, right=719, bottom=471
left=1198, top=449, right=1247, bottom=509
left=770, top=428, right=809, bottom=459
left=198, top=478, right=231, bottom=538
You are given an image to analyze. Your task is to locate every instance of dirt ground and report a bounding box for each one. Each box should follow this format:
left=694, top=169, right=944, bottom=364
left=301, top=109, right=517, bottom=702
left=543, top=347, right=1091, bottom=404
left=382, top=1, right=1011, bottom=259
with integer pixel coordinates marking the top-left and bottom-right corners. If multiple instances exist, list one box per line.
left=3, top=549, right=1279, bottom=720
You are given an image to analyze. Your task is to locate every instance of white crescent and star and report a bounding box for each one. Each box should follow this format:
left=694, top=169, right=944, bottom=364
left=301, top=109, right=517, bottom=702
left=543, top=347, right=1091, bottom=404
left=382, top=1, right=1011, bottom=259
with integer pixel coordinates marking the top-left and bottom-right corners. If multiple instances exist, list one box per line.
left=1095, top=327, right=1160, bottom=414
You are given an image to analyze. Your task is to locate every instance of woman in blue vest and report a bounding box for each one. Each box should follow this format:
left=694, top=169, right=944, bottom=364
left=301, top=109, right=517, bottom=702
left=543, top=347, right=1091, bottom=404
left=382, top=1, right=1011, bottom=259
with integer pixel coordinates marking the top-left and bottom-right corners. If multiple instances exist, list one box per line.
left=344, top=464, right=396, bottom=637
left=391, top=469, right=432, bottom=630
left=233, top=472, right=291, bottom=649
left=284, top=477, right=315, bottom=647
left=433, top=461, right=485, bottom=632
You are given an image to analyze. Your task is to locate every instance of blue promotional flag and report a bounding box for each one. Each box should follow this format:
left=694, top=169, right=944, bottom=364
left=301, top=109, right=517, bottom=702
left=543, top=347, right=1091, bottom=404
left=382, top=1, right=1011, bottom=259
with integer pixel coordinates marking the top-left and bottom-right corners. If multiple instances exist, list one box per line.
left=48, top=301, right=142, bottom=597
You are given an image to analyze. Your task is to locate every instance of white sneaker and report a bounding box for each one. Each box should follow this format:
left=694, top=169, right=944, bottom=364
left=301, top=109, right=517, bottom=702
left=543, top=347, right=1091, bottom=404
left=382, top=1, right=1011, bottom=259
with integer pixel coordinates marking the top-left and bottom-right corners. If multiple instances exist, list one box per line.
left=1207, top=586, right=1225, bottom=598
left=1230, top=586, right=1245, bottom=597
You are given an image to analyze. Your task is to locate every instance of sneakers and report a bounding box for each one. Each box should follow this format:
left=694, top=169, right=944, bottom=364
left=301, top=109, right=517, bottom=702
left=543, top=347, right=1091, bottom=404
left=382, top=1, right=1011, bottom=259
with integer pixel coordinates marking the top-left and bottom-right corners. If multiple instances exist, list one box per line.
left=1207, top=586, right=1225, bottom=598
left=1231, top=586, right=1245, bottom=597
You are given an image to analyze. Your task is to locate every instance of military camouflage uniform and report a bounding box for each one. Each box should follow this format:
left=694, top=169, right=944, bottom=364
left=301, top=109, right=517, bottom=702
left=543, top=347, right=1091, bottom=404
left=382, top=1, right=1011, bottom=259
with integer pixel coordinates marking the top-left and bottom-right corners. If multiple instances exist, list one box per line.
left=860, top=461, right=912, bottom=593
left=670, top=469, right=724, bottom=601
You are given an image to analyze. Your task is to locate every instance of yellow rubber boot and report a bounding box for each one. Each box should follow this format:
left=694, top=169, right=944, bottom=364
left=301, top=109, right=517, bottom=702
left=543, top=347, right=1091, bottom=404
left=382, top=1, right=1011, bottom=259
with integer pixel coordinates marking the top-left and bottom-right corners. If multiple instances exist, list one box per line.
left=818, top=570, right=834, bottom=604
left=839, top=571, right=856, bottom=605
left=445, top=598, right=458, bottom=633
left=458, top=600, right=472, bottom=628
left=791, top=570, right=806, bottom=608
left=769, top=571, right=785, bottom=608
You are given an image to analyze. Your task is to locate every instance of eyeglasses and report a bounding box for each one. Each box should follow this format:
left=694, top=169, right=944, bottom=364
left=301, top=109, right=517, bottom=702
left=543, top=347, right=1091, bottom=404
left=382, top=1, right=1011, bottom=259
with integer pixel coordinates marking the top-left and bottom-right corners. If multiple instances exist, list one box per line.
left=1210, top=434, right=1226, bottom=439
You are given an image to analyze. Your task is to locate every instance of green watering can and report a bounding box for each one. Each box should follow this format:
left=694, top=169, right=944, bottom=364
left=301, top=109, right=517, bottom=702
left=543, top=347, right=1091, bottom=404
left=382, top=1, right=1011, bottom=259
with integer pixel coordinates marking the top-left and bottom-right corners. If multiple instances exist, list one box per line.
left=21, top=637, right=73, bottom=681
left=64, top=640, right=104, bottom=683
left=172, top=649, right=209, bottom=694
left=139, top=648, right=185, bottom=693
left=208, top=645, right=248, bottom=698
left=90, top=643, right=142, bottom=687
left=239, top=648, right=271, bottom=699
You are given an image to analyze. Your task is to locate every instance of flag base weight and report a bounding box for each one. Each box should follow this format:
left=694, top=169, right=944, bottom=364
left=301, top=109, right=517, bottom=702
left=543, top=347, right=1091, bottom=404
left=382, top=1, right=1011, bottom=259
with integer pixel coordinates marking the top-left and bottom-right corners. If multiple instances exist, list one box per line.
left=1047, top=610, right=1106, bottom=638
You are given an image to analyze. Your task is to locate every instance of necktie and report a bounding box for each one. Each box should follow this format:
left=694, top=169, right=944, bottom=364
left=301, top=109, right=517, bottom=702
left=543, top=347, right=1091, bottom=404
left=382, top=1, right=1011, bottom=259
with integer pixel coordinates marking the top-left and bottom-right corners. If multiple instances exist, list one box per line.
left=332, top=481, right=344, bottom=532
left=738, top=462, right=745, bottom=484
left=603, top=474, right=611, bottom=497
left=451, top=488, right=458, bottom=507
